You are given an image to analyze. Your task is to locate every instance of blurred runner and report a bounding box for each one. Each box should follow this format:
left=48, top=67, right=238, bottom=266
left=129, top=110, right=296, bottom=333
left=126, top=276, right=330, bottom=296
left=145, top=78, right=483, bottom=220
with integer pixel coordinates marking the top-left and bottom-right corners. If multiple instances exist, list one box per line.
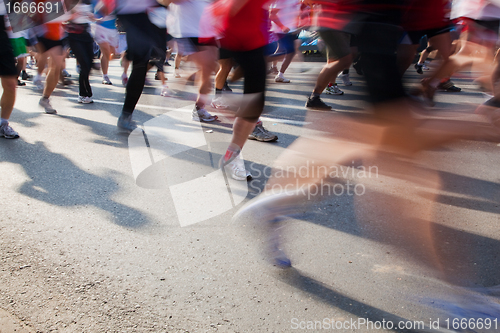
left=0, top=2, right=20, bottom=138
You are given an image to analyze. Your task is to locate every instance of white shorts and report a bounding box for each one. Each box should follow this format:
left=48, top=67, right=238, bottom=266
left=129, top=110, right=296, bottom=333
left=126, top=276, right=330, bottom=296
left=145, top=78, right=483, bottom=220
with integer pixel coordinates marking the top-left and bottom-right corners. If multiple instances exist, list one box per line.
left=93, top=25, right=119, bottom=49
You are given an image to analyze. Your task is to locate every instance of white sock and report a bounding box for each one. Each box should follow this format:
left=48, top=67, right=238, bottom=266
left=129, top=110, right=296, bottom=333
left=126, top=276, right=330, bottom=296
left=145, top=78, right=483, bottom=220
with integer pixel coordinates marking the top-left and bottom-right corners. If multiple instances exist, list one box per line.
left=1, top=118, right=8, bottom=125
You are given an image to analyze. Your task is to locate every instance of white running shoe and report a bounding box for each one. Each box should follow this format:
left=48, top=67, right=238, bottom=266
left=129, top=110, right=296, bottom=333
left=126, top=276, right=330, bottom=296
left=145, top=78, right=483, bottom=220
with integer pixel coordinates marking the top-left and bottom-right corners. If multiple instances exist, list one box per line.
left=0, top=122, right=19, bottom=139
left=33, top=77, right=44, bottom=90
left=275, top=73, right=290, bottom=83
left=160, top=85, right=172, bottom=97
left=326, top=84, right=344, bottom=95
left=102, top=76, right=112, bottom=85
left=338, top=73, right=352, bottom=86
left=192, top=107, right=218, bottom=122
left=210, top=97, right=229, bottom=109
left=224, top=153, right=252, bottom=181
left=39, top=97, right=57, bottom=114
left=78, top=96, right=94, bottom=104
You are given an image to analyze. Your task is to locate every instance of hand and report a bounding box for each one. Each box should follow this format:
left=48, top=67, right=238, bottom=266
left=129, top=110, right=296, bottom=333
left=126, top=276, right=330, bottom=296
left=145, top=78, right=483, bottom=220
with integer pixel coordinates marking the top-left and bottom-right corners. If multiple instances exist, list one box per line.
left=282, top=26, right=290, bottom=33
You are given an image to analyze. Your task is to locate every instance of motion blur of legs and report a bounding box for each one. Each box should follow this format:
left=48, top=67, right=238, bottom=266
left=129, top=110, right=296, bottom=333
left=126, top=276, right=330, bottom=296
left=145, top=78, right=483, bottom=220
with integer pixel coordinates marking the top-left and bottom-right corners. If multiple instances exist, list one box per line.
left=234, top=0, right=500, bottom=325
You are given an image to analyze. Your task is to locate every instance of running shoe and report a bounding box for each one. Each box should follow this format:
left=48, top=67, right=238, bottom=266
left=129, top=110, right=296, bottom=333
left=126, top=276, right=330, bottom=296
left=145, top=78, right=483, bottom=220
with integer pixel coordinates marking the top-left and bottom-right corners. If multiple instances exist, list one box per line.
left=414, top=63, right=423, bottom=74
left=268, top=66, right=279, bottom=75
left=60, top=77, right=72, bottom=86
left=102, top=76, right=112, bottom=85
left=62, top=69, right=71, bottom=78
left=338, top=73, right=352, bottom=86
left=438, top=80, right=461, bottom=92
left=353, top=62, right=363, bottom=75
left=248, top=123, right=278, bottom=142
left=39, top=97, right=57, bottom=114
left=77, top=96, right=94, bottom=104
left=174, top=70, right=181, bottom=78
left=117, top=113, right=137, bottom=132
left=233, top=194, right=293, bottom=268
left=267, top=220, right=292, bottom=268
left=160, top=85, right=172, bottom=97
left=210, top=97, right=229, bottom=110
left=275, top=73, right=291, bottom=83
left=222, top=152, right=252, bottom=181
left=192, top=107, right=218, bottom=122
left=0, top=122, right=19, bottom=139
left=17, top=80, right=26, bottom=86
left=222, top=81, right=232, bottom=92
left=326, top=84, right=344, bottom=95
left=21, top=70, right=31, bottom=80
left=305, top=95, right=332, bottom=110
left=33, top=77, right=44, bottom=90
left=422, top=64, right=430, bottom=71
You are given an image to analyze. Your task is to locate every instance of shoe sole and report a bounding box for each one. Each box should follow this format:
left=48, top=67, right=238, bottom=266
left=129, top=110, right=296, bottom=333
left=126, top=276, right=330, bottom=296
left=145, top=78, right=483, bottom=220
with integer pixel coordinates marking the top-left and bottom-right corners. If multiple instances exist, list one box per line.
left=192, top=116, right=217, bottom=122
left=306, top=105, right=333, bottom=111
left=326, top=91, right=344, bottom=95
left=39, top=102, right=57, bottom=114
left=228, top=172, right=252, bottom=181
left=0, top=133, right=19, bottom=139
left=248, top=135, right=278, bottom=142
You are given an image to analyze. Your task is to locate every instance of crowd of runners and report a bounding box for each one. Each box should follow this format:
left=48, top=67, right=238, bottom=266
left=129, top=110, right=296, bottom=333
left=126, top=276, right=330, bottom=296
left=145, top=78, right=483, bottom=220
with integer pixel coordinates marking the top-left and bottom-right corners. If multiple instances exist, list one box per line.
left=2, top=0, right=500, bottom=327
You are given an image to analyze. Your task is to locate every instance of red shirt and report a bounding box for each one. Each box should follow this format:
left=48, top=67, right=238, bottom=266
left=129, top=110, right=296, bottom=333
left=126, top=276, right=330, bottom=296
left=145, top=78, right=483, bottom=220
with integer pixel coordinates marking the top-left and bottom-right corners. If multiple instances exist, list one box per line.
left=220, top=0, right=270, bottom=51
left=402, top=0, right=451, bottom=31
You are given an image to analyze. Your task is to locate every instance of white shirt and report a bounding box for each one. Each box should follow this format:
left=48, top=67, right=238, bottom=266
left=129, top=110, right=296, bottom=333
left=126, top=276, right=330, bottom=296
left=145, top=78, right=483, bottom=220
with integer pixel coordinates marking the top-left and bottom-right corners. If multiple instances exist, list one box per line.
left=167, top=0, right=210, bottom=38
left=69, top=4, right=93, bottom=24
left=148, top=7, right=167, bottom=28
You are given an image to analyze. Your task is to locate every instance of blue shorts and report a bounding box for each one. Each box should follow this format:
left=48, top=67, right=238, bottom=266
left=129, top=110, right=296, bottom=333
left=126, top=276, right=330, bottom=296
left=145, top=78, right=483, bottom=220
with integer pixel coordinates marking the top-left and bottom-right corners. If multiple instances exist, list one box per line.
left=276, top=33, right=296, bottom=55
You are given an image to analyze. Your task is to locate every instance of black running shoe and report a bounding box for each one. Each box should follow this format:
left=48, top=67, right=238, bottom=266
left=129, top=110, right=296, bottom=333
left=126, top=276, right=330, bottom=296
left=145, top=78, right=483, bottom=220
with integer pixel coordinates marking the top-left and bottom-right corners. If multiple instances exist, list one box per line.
left=222, top=81, right=232, bottom=92
left=21, top=70, right=31, bottom=80
left=438, top=80, right=461, bottom=92
left=414, top=63, right=423, bottom=74
left=353, top=62, right=363, bottom=76
left=305, top=96, right=332, bottom=110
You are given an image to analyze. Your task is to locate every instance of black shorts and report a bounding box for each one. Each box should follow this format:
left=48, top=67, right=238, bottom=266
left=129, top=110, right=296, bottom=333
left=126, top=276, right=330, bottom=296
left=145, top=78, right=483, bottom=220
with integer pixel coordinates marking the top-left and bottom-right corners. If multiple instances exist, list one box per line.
left=407, top=25, right=453, bottom=45
left=37, top=36, right=64, bottom=52
left=219, top=47, right=232, bottom=60
left=176, top=37, right=217, bottom=55
left=0, top=17, right=18, bottom=76
left=222, top=47, right=266, bottom=119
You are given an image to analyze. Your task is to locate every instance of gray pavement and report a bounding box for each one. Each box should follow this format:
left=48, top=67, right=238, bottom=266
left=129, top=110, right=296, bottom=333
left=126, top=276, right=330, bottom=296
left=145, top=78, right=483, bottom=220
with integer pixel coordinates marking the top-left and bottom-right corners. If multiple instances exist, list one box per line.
left=0, top=59, right=499, bottom=332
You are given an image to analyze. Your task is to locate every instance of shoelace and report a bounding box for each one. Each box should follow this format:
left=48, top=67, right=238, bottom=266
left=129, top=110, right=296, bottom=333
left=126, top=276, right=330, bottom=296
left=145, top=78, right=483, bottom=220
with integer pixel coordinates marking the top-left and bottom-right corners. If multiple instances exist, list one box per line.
left=1, top=124, right=16, bottom=135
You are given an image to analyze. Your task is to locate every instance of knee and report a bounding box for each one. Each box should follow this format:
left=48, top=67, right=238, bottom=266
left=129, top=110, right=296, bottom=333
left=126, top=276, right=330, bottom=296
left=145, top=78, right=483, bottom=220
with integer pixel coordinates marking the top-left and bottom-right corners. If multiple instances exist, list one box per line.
left=2, top=77, right=17, bottom=93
